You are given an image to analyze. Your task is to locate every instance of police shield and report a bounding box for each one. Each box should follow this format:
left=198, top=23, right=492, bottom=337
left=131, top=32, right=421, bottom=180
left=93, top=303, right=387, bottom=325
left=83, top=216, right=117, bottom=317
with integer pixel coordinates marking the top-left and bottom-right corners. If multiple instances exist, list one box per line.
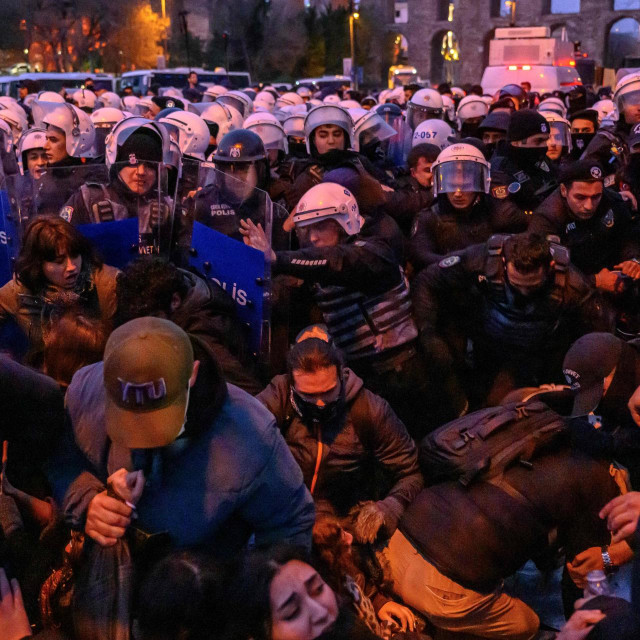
left=182, top=162, right=274, bottom=361
left=33, top=162, right=175, bottom=269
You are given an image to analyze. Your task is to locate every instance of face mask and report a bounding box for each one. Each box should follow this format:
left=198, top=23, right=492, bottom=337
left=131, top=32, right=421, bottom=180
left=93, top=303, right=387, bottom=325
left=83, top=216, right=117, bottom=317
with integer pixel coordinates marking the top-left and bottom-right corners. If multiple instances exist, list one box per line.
left=627, top=154, right=640, bottom=185
left=570, top=133, right=595, bottom=158
left=484, top=142, right=497, bottom=158
left=290, top=383, right=346, bottom=425
left=510, top=145, right=549, bottom=167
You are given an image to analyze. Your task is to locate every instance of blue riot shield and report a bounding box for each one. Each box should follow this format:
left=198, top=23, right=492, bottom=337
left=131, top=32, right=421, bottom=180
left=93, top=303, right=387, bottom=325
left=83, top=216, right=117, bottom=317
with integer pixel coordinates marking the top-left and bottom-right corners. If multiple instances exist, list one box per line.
left=33, top=162, right=175, bottom=269
left=184, top=163, right=274, bottom=361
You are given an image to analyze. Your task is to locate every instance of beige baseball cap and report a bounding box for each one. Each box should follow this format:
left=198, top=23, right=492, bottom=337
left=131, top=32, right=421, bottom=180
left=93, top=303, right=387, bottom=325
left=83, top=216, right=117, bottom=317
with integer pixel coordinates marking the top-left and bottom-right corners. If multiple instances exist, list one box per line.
left=103, top=317, right=194, bottom=449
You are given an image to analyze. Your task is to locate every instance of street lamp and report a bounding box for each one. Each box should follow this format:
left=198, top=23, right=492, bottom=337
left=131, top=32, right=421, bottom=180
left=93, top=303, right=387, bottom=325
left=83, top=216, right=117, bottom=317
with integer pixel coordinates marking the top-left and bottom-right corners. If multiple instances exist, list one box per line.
left=161, top=0, right=168, bottom=58
left=349, top=11, right=359, bottom=90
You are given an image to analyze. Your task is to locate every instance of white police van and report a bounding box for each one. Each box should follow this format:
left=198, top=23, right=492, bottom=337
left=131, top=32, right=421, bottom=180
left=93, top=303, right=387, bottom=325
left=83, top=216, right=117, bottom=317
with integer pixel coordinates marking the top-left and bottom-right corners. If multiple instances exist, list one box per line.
left=120, top=68, right=251, bottom=95
left=481, top=27, right=582, bottom=95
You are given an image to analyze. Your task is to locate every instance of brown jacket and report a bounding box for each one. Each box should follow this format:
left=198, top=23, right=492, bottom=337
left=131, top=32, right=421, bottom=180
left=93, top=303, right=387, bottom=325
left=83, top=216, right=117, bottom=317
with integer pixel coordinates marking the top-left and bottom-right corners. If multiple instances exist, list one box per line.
left=0, top=264, right=119, bottom=364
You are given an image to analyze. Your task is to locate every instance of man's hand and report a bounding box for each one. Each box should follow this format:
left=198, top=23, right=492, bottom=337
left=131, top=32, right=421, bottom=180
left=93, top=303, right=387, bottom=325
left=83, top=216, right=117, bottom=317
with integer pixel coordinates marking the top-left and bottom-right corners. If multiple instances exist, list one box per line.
left=108, top=468, right=145, bottom=507
left=0, top=568, right=32, bottom=640
left=599, top=491, right=640, bottom=543
left=595, top=268, right=621, bottom=292
left=85, top=490, right=132, bottom=547
left=556, top=609, right=606, bottom=640
left=378, top=601, right=416, bottom=632
left=620, top=190, right=638, bottom=211
left=239, top=219, right=276, bottom=262
left=615, top=260, right=640, bottom=280
left=567, top=547, right=604, bottom=589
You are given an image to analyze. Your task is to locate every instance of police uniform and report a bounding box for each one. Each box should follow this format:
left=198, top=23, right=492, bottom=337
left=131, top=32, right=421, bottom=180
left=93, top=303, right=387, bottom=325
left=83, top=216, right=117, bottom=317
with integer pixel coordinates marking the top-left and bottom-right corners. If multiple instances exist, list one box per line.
left=384, top=175, right=434, bottom=237
left=582, top=121, right=631, bottom=188
left=61, top=176, right=173, bottom=255
left=489, top=145, right=557, bottom=230
left=412, top=234, right=614, bottom=405
left=410, top=198, right=497, bottom=272
left=531, top=186, right=640, bottom=276
left=274, top=235, right=456, bottom=436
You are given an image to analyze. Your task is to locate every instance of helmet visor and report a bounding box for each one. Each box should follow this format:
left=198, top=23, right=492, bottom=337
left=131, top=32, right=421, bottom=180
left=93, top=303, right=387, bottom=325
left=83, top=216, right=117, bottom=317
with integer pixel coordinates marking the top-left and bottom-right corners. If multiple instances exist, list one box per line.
left=548, top=121, right=571, bottom=149
left=433, top=160, right=489, bottom=196
left=358, top=115, right=397, bottom=149
left=407, top=103, right=443, bottom=131
left=217, top=95, right=246, bottom=117
left=248, top=123, right=286, bottom=151
left=618, top=88, right=640, bottom=109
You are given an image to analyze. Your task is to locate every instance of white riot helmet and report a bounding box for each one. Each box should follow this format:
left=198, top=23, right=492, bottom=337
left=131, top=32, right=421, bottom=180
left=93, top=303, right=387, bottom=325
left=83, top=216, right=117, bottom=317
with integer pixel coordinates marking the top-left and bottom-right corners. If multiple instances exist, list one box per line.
left=284, top=114, right=306, bottom=139
left=32, top=101, right=96, bottom=157
left=134, top=97, right=155, bottom=117
left=72, top=89, right=97, bottom=111
left=538, top=97, right=567, bottom=118
left=0, top=108, right=27, bottom=146
left=378, top=89, right=391, bottom=104
left=407, top=89, right=444, bottom=130
left=431, top=143, right=491, bottom=197
left=539, top=110, right=572, bottom=152
left=276, top=92, right=304, bottom=109
left=0, top=120, right=12, bottom=153
left=244, top=112, right=289, bottom=154
left=217, top=90, right=253, bottom=119
left=91, top=107, right=126, bottom=128
left=614, top=72, right=640, bottom=118
left=353, top=110, right=397, bottom=153
left=441, top=94, right=456, bottom=123
left=203, top=85, right=229, bottom=102
left=16, top=127, right=47, bottom=175
left=297, top=86, right=313, bottom=101
left=105, top=117, right=171, bottom=170
left=122, top=96, right=141, bottom=112
left=451, top=87, right=465, bottom=99
left=323, top=94, right=341, bottom=104
left=592, top=99, right=618, bottom=125
left=0, top=98, right=27, bottom=123
left=304, top=105, right=354, bottom=154
left=95, top=91, right=123, bottom=110
left=193, top=102, right=240, bottom=143
left=254, top=91, right=276, bottom=113
left=158, top=111, right=210, bottom=161
left=293, top=182, right=364, bottom=236
left=339, top=99, right=361, bottom=110
left=456, top=96, right=489, bottom=124
left=36, top=91, right=65, bottom=103
left=412, top=119, right=456, bottom=151
left=386, top=87, right=405, bottom=105
left=91, top=108, right=126, bottom=156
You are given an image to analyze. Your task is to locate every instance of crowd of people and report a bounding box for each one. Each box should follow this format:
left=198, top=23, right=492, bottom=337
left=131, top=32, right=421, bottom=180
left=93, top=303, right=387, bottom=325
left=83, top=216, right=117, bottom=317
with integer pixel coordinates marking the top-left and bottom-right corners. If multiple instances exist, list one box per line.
left=1, top=70, right=640, bottom=640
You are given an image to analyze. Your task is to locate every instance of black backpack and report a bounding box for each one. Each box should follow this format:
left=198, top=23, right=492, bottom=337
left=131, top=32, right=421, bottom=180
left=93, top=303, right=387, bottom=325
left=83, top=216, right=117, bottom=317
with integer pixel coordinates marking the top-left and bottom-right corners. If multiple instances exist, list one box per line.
left=419, top=400, right=567, bottom=486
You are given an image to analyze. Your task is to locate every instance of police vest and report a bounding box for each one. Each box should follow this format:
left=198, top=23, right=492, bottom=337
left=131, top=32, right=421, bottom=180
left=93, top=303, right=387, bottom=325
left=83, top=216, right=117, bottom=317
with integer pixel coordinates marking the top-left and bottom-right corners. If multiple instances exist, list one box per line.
left=479, top=234, right=570, bottom=351
left=313, top=270, right=417, bottom=360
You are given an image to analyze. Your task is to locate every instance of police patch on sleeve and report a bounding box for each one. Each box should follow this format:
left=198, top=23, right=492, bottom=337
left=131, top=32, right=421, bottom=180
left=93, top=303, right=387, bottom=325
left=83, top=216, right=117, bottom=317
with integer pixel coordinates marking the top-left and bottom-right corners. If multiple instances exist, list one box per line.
left=60, top=206, right=74, bottom=222
left=508, top=182, right=521, bottom=194
left=439, top=255, right=460, bottom=268
left=491, top=185, right=508, bottom=199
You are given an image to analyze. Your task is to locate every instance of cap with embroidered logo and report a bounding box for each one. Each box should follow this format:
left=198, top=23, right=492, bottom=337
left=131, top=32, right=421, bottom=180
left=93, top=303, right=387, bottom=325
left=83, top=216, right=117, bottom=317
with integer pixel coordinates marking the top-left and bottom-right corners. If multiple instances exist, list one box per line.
left=562, top=332, right=623, bottom=416
left=103, top=317, right=194, bottom=449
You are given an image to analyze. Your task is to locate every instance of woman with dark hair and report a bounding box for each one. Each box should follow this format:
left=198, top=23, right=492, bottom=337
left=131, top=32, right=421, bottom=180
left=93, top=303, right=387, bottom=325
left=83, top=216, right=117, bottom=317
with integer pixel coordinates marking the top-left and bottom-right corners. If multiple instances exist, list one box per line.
left=312, top=512, right=422, bottom=639
left=223, top=544, right=379, bottom=640
left=0, top=218, right=118, bottom=365
left=136, top=552, right=226, bottom=640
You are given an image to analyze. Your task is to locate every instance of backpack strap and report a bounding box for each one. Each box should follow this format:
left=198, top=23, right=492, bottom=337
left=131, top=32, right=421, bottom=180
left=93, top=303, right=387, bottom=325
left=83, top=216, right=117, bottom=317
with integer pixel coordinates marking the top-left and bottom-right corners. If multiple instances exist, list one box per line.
left=549, top=242, right=570, bottom=305
left=484, top=234, right=508, bottom=284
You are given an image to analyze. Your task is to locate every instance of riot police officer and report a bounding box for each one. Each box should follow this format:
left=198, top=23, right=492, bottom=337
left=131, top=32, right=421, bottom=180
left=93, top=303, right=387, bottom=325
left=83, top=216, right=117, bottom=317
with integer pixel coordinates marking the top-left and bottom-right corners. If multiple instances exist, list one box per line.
left=489, top=109, right=557, bottom=231
left=530, top=160, right=640, bottom=288
left=477, top=110, right=509, bottom=159
left=581, top=72, right=640, bottom=186
left=31, top=100, right=97, bottom=216
left=410, top=143, right=508, bottom=272
left=186, top=128, right=275, bottom=243
left=284, top=105, right=381, bottom=210
left=412, top=232, right=613, bottom=407
left=242, top=182, right=460, bottom=437
left=60, top=118, right=173, bottom=255
left=568, top=109, right=599, bottom=161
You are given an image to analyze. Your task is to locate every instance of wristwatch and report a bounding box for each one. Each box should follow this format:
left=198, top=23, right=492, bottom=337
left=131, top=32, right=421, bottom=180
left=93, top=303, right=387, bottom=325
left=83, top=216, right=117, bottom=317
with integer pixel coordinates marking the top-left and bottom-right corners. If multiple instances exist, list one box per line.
left=601, top=546, right=617, bottom=574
